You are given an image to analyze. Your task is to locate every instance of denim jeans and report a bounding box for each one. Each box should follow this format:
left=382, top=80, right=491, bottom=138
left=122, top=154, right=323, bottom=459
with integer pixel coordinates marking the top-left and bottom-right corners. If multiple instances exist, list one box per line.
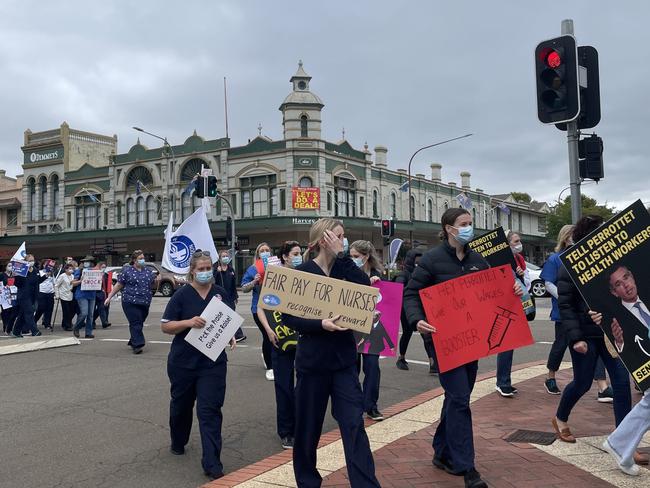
left=556, top=337, right=631, bottom=426
left=496, top=350, right=514, bottom=388
left=608, top=391, right=650, bottom=467
left=74, top=297, right=96, bottom=336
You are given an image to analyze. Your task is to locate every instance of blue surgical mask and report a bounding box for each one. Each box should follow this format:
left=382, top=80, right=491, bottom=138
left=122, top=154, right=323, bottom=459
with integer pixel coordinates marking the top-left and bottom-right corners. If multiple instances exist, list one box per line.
left=290, top=255, right=303, bottom=268
left=352, top=257, right=365, bottom=268
left=137, top=259, right=146, bottom=266
left=220, top=256, right=231, bottom=265
left=452, top=225, right=474, bottom=245
left=260, top=251, right=271, bottom=259
left=343, top=238, right=349, bottom=253
left=195, top=271, right=213, bottom=284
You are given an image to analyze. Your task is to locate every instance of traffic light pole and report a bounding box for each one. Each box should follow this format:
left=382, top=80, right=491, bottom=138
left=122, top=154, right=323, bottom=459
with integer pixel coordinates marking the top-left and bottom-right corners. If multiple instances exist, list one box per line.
left=562, top=19, right=582, bottom=224
left=215, top=194, right=236, bottom=271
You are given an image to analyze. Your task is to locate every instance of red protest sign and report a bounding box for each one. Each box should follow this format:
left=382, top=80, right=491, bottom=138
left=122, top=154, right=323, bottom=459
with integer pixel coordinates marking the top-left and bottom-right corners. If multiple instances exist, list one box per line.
left=419, top=265, right=534, bottom=373
left=292, top=187, right=320, bottom=210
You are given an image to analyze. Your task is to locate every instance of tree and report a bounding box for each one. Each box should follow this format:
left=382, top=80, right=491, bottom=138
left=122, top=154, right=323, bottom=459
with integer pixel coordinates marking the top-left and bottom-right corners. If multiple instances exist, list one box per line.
left=546, top=194, right=615, bottom=240
left=510, top=192, right=532, bottom=204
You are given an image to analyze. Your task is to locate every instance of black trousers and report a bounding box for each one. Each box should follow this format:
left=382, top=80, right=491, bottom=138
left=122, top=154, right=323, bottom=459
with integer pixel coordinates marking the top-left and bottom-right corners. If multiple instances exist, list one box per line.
left=1, top=307, right=17, bottom=333
left=60, top=300, right=75, bottom=330
left=34, top=292, right=54, bottom=327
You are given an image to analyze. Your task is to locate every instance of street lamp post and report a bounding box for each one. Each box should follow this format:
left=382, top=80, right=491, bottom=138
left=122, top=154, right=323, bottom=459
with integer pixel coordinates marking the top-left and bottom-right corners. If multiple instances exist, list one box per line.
left=406, top=133, right=473, bottom=241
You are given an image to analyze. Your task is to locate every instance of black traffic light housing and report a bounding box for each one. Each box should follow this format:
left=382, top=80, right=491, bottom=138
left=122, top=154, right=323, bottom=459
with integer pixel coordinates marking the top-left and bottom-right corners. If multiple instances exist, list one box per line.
left=207, top=176, right=218, bottom=197
left=535, top=35, right=580, bottom=124
left=579, top=134, right=604, bottom=181
left=556, top=46, right=601, bottom=131
left=381, top=219, right=394, bottom=238
left=225, top=217, right=233, bottom=243
left=194, top=177, right=205, bottom=198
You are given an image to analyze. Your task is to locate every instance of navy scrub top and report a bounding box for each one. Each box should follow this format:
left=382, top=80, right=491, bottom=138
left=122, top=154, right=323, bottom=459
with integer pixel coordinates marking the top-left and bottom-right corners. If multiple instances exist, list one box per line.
left=162, top=283, right=234, bottom=369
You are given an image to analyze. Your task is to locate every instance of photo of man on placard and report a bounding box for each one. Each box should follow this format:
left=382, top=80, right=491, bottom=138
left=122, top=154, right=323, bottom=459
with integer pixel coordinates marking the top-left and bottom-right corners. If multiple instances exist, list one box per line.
left=606, top=265, right=650, bottom=354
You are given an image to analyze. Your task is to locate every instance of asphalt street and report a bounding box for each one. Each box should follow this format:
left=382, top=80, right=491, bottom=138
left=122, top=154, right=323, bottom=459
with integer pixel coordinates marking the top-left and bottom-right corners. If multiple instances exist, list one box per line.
left=0, top=295, right=561, bottom=488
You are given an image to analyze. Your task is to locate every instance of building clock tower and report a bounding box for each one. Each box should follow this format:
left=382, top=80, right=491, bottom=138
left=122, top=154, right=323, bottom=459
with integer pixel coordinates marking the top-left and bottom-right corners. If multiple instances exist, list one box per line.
left=279, top=61, right=324, bottom=140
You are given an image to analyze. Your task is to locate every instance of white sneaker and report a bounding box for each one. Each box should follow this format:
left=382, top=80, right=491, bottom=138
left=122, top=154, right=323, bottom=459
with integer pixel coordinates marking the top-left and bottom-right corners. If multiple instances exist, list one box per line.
left=265, top=369, right=275, bottom=381
left=602, top=439, right=640, bottom=476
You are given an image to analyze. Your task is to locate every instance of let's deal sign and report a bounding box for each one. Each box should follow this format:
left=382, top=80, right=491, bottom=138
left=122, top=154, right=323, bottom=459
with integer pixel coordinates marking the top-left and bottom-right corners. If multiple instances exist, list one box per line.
left=259, top=266, right=379, bottom=334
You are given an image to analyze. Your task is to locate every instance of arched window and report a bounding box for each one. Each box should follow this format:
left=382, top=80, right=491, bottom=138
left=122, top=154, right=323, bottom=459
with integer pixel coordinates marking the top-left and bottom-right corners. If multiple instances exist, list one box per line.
left=298, top=176, right=313, bottom=188
left=334, top=174, right=356, bottom=217
left=38, top=176, right=48, bottom=220
left=127, top=198, right=135, bottom=227
left=116, top=201, right=122, bottom=224
left=390, top=192, right=397, bottom=219
left=372, top=190, right=379, bottom=218
left=409, top=195, right=416, bottom=221
left=180, top=158, right=205, bottom=182
left=146, top=196, right=155, bottom=225
left=28, top=178, right=36, bottom=221
left=136, top=197, right=145, bottom=226
left=126, top=166, right=153, bottom=190
left=427, top=199, right=433, bottom=222
left=51, top=175, right=60, bottom=219
left=300, top=115, right=308, bottom=137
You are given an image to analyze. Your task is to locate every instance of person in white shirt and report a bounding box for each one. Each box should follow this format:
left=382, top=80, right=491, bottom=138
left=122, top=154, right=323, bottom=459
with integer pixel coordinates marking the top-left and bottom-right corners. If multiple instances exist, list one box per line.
left=55, top=264, right=75, bottom=331
left=607, top=266, right=649, bottom=353
left=34, top=259, right=56, bottom=330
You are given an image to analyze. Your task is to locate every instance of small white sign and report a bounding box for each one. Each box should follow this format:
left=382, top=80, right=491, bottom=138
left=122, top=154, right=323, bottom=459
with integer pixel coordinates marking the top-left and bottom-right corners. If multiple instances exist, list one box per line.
left=0, top=284, right=12, bottom=310
left=266, top=256, right=282, bottom=267
left=80, top=269, right=103, bottom=291
left=184, top=297, right=244, bottom=361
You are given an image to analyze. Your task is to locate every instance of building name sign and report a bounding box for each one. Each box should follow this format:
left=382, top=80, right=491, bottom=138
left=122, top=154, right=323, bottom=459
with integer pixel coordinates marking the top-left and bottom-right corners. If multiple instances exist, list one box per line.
left=24, top=146, right=64, bottom=165
left=292, top=217, right=318, bottom=225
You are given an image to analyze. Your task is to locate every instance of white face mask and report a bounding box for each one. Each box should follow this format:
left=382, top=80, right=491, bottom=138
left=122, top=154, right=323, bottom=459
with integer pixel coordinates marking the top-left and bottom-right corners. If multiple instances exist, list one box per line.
left=512, top=243, right=523, bottom=254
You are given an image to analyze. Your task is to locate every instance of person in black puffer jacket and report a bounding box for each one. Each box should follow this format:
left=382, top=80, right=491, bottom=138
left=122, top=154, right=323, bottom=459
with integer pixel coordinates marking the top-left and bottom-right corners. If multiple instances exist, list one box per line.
left=552, top=215, right=633, bottom=447
left=395, top=249, right=438, bottom=374
left=404, top=208, right=523, bottom=488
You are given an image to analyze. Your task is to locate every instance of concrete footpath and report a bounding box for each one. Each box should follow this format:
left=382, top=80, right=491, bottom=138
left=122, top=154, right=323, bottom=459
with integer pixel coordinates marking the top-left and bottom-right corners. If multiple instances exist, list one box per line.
left=204, top=361, right=649, bottom=488
left=0, top=333, right=80, bottom=355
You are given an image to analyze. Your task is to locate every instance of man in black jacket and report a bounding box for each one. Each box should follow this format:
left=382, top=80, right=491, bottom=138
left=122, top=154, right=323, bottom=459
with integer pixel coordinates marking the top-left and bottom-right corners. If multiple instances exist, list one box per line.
left=13, top=254, right=48, bottom=337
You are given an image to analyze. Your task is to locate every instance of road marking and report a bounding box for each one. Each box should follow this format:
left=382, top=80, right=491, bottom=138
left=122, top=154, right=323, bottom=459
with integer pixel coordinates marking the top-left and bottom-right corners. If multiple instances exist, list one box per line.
left=77, top=337, right=251, bottom=348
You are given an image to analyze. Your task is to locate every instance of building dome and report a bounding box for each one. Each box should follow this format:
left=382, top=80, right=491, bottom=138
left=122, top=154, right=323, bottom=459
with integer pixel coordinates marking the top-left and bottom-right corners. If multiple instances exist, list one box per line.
left=281, top=90, right=324, bottom=106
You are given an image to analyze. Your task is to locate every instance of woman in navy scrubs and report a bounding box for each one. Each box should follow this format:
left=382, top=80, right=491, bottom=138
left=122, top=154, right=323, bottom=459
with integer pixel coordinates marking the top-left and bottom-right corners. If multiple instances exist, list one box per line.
left=282, top=218, right=380, bottom=488
left=257, top=240, right=302, bottom=449
left=161, top=250, right=236, bottom=481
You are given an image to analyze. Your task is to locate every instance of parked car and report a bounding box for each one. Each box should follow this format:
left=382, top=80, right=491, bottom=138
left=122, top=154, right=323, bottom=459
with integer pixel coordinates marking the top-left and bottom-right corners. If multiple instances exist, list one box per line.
left=525, top=261, right=547, bottom=298
left=110, top=262, right=187, bottom=297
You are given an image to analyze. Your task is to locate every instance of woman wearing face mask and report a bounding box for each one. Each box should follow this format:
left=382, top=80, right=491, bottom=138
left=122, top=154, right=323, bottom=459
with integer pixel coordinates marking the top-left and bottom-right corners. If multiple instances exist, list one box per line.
left=241, top=242, right=274, bottom=380
left=213, top=250, right=243, bottom=342
left=404, top=208, right=522, bottom=488
left=1, top=263, right=18, bottom=335
left=13, top=254, right=48, bottom=337
left=349, top=240, right=392, bottom=421
left=104, top=250, right=158, bottom=354
left=161, top=250, right=237, bottom=481
left=71, top=256, right=98, bottom=339
left=55, top=264, right=76, bottom=331
left=93, top=262, right=111, bottom=330
left=281, top=219, right=380, bottom=488
left=256, top=241, right=302, bottom=449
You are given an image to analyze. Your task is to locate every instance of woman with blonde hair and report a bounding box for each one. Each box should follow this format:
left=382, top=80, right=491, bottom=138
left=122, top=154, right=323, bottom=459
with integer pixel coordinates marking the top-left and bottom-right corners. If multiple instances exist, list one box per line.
left=282, top=218, right=380, bottom=487
left=241, top=242, right=274, bottom=380
left=350, top=240, right=393, bottom=421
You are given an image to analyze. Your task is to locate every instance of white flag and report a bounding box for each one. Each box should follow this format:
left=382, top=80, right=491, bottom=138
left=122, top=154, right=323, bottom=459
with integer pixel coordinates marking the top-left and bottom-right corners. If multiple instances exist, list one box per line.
left=162, top=207, right=217, bottom=274
left=11, top=242, right=26, bottom=262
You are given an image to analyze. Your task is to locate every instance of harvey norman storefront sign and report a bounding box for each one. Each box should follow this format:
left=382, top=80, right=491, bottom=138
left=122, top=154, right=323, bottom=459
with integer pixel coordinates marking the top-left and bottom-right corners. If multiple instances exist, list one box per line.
left=24, top=146, right=64, bottom=165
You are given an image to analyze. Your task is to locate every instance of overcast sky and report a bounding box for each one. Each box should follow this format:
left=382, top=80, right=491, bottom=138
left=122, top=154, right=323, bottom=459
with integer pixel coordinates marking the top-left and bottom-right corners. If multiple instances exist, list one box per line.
left=1, top=1, right=648, bottom=210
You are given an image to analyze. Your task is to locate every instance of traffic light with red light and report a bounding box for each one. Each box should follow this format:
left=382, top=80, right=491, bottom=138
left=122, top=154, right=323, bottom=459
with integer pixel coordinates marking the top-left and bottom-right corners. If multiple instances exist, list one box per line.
left=535, top=35, right=580, bottom=124
left=381, top=219, right=394, bottom=238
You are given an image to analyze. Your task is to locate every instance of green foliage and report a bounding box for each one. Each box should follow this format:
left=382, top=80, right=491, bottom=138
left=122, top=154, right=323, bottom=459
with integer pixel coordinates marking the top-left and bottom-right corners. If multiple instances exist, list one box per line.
left=510, top=192, right=532, bottom=204
left=546, top=194, right=615, bottom=240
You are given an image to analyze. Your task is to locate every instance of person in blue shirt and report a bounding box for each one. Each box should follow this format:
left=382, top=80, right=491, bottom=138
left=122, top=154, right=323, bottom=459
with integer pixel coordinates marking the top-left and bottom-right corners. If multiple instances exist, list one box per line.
left=104, top=250, right=157, bottom=354
left=241, top=242, right=274, bottom=380
left=161, top=250, right=236, bottom=481
left=282, top=218, right=380, bottom=488
left=256, top=240, right=302, bottom=450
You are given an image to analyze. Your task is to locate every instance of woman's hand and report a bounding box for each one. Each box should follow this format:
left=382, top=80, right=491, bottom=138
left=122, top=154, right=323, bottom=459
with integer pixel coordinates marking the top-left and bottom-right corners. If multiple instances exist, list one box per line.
left=416, top=320, right=437, bottom=334
left=186, top=316, right=206, bottom=329
left=323, top=230, right=343, bottom=256
left=229, top=336, right=236, bottom=351
left=369, top=276, right=381, bottom=284
left=266, top=328, right=279, bottom=348
left=573, top=340, right=588, bottom=354
left=104, top=296, right=112, bottom=307
left=515, top=266, right=525, bottom=277
left=588, top=310, right=602, bottom=326
left=513, top=281, right=523, bottom=297
left=322, top=315, right=347, bottom=332
left=253, top=273, right=262, bottom=283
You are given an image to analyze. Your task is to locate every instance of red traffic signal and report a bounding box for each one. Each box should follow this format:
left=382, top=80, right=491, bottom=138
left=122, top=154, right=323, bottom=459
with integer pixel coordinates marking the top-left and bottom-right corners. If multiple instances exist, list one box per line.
left=381, top=219, right=394, bottom=238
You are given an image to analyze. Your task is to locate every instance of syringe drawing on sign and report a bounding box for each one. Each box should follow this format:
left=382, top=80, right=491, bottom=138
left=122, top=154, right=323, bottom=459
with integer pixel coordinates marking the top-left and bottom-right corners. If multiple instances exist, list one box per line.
left=488, top=306, right=517, bottom=350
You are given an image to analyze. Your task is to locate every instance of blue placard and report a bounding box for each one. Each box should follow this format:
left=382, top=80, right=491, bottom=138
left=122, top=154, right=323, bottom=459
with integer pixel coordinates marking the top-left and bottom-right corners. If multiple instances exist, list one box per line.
left=11, top=260, right=29, bottom=277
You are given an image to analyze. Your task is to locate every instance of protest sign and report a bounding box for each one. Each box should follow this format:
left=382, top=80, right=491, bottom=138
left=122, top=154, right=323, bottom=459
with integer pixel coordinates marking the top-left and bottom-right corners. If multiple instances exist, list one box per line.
left=355, top=281, right=402, bottom=356
left=560, top=200, right=650, bottom=390
left=468, top=227, right=517, bottom=269
left=11, top=260, right=29, bottom=277
left=419, top=265, right=533, bottom=373
left=259, top=265, right=379, bottom=334
left=292, top=187, right=320, bottom=210
left=0, top=284, right=12, bottom=310
left=185, top=297, right=244, bottom=361
left=43, top=259, right=56, bottom=273
left=264, top=309, right=298, bottom=352
left=80, top=269, right=103, bottom=291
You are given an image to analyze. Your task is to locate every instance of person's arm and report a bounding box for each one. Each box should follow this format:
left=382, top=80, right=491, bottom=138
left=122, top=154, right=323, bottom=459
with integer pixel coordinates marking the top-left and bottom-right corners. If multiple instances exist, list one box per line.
left=257, top=308, right=279, bottom=347
left=240, top=266, right=258, bottom=293
left=105, top=282, right=123, bottom=305
left=522, top=268, right=531, bottom=291
left=544, top=281, right=558, bottom=299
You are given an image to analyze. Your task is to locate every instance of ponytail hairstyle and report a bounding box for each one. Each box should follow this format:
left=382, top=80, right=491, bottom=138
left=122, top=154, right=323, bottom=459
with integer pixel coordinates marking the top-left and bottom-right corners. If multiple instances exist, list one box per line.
left=279, top=240, right=301, bottom=264
left=303, top=218, right=344, bottom=262
left=439, top=208, right=471, bottom=240
left=555, top=224, right=575, bottom=252
left=350, top=240, right=384, bottom=274
left=254, top=242, right=270, bottom=259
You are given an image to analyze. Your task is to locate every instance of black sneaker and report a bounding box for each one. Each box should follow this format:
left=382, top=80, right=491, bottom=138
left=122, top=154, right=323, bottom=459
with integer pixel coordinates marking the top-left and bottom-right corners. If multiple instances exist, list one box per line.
left=170, top=446, right=185, bottom=455
left=432, top=456, right=463, bottom=476
left=204, top=471, right=224, bottom=480
left=511, top=386, right=518, bottom=394
left=545, top=378, right=561, bottom=395
left=281, top=436, right=294, bottom=449
left=102, top=323, right=111, bottom=329
left=72, top=328, right=80, bottom=338
left=85, top=334, right=95, bottom=339
left=396, top=358, right=409, bottom=370
left=133, top=346, right=143, bottom=355
left=32, top=331, right=42, bottom=337
left=12, top=332, right=23, bottom=338
left=429, top=364, right=439, bottom=376
left=235, top=335, right=247, bottom=343
left=366, top=408, right=384, bottom=421
left=598, top=386, right=614, bottom=403
left=464, top=468, right=488, bottom=488
left=496, top=385, right=515, bottom=397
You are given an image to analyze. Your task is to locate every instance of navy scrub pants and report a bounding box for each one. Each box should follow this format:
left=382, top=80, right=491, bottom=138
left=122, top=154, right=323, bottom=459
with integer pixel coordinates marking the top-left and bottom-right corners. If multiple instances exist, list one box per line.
left=34, top=292, right=54, bottom=327
left=293, top=365, right=380, bottom=488
left=434, top=360, right=479, bottom=474
left=271, top=348, right=296, bottom=439
left=357, top=353, right=380, bottom=412
left=167, top=363, right=227, bottom=476
left=122, top=302, right=149, bottom=349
